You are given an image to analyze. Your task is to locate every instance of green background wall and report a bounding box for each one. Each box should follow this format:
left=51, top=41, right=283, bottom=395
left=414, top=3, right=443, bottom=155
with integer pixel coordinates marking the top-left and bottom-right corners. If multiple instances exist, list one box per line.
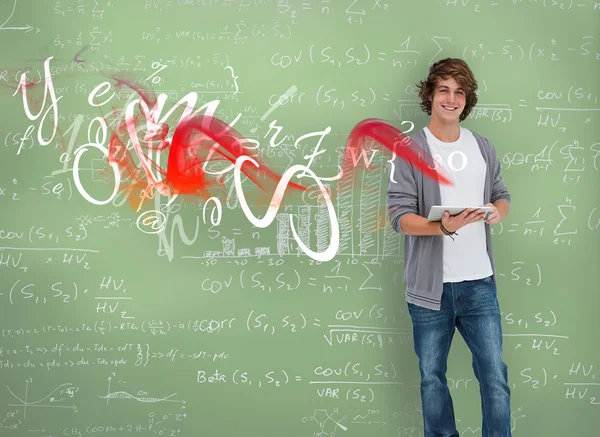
left=0, top=0, right=599, bottom=435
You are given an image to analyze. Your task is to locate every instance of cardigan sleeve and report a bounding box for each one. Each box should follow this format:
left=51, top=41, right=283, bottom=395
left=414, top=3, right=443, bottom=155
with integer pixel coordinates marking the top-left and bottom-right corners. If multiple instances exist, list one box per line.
left=488, top=139, right=511, bottom=205
left=387, top=153, right=418, bottom=235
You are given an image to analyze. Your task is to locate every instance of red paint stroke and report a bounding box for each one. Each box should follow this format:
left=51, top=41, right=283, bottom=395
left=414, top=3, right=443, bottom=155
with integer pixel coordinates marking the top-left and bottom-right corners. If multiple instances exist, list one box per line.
left=106, top=79, right=307, bottom=210
left=109, top=73, right=158, bottom=109
left=342, top=118, right=453, bottom=185
left=73, top=45, right=90, bottom=63
left=163, top=114, right=306, bottom=196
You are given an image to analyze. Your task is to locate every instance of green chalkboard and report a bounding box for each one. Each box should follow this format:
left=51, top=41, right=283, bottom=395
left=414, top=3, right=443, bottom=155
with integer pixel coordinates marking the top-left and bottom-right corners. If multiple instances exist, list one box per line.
left=1, top=0, right=599, bottom=436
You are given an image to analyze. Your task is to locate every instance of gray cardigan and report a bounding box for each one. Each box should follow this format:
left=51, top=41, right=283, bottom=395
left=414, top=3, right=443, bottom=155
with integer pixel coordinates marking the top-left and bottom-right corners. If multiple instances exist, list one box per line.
left=387, top=128, right=511, bottom=310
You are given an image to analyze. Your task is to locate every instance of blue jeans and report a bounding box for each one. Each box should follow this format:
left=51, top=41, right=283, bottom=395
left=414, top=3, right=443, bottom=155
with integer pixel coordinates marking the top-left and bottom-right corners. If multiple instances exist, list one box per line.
left=407, top=276, right=511, bottom=437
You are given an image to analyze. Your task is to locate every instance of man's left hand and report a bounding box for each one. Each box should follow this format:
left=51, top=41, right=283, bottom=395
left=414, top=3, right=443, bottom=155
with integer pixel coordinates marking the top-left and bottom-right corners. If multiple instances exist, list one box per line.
left=483, top=203, right=501, bottom=224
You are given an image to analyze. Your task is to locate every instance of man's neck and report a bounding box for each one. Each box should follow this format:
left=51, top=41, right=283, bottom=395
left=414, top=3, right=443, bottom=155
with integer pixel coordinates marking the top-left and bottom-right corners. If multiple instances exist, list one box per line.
left=426, top=120, right=461, bottom=143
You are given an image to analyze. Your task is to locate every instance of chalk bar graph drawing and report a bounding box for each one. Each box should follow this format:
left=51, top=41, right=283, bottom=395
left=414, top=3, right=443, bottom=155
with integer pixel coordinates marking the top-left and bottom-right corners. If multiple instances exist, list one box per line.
left=7, top=380, right=78, bottom=418
left=100, top=376, right=185, bottom=406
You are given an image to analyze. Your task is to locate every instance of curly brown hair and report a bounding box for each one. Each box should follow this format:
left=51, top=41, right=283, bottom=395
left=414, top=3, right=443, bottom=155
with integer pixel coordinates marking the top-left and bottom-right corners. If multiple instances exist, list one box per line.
left=416, top=58, right=478, bottom=122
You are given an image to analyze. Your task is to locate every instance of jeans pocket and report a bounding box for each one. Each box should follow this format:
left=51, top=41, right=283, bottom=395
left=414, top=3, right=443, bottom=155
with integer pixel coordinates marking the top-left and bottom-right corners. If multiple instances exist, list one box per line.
left=468, top=277, right=499, bottom=313
left=408, top=302, right=447, bottom=324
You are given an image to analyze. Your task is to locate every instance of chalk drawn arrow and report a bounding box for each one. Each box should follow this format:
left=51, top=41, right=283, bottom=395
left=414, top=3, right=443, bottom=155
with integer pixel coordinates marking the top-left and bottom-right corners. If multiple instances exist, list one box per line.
left=0, top=0, right=33, bottom=32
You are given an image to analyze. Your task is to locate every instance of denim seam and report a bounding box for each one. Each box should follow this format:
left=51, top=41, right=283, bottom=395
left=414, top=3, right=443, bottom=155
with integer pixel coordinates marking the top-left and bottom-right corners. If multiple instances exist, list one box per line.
left=472, top=354, right=491, bottom=436
left=444, top=309, right=456, bottom=429
left=469, top=282, right=492, bottom=435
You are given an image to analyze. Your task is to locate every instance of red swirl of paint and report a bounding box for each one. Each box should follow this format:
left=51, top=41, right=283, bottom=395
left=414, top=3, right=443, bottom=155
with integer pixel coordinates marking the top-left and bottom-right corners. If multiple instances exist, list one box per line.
left=342, top=118, right=453, bottom=185
left=164, top=114, right=305, bottom=196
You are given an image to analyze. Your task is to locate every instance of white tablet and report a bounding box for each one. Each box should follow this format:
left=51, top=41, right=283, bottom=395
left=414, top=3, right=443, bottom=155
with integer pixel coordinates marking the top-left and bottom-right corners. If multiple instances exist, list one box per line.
left=427, top=205, right=492, bottom=221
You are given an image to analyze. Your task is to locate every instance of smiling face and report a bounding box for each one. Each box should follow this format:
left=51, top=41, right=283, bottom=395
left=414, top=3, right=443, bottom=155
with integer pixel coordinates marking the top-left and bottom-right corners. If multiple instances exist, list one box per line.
left=429, top=77, right=466, bottom=126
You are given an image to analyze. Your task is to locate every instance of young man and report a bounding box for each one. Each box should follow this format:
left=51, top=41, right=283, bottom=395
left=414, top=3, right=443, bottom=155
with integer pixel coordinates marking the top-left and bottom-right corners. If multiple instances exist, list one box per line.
left=387, top=58, right=512, bottom=436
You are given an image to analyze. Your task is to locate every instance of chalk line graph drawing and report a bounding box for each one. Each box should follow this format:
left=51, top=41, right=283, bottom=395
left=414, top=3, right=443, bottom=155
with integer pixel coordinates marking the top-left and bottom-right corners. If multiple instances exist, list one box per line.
left=7, top=380, right=78, bottom=418
left=99, top=376, right=185, bottom=406
left=0, top=0, right=33, bottom=32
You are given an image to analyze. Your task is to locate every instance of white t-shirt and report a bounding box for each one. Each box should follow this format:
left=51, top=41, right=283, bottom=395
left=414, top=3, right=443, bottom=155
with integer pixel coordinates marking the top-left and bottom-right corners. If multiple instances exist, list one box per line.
left=424, top=126, right=493, bottom=283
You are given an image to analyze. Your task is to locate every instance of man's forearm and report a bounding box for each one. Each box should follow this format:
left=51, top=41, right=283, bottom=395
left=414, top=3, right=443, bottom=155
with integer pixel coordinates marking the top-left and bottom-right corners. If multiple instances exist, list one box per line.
left=400, top=213, right=445, bottom=236
left=400, top=202, right=510, bottom=236
left=494, top=200, right=510, bottom=222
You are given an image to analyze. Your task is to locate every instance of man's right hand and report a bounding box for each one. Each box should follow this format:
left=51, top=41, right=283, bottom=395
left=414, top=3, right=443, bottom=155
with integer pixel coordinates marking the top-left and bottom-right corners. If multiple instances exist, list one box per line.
left=441, top=208, right=487, bottom=233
